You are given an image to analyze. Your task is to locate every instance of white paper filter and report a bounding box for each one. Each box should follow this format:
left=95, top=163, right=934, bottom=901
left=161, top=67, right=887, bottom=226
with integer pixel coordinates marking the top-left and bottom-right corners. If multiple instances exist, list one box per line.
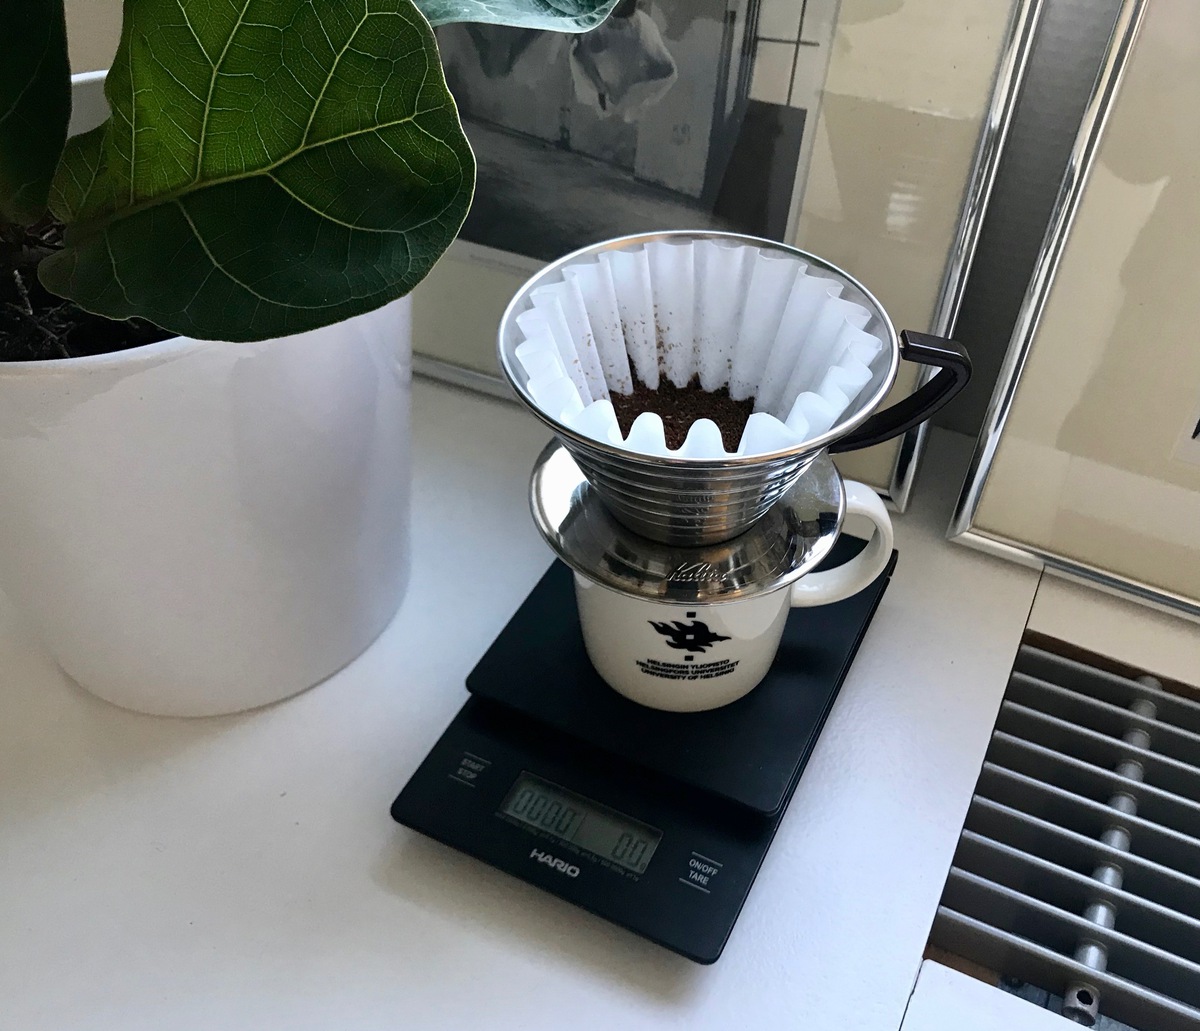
left=515, top=240, right=888, bottom=458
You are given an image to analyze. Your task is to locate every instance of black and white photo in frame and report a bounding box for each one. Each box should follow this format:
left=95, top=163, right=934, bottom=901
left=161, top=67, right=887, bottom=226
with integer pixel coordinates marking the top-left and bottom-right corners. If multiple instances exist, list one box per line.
left=436, top=0, right=838, bottom=261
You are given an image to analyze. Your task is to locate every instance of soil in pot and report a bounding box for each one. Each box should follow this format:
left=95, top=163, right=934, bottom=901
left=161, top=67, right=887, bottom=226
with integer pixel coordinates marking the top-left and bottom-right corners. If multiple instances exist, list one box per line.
left=1, top=221, right=171, bottom=362
left=610, top=374, right=755, bottom=452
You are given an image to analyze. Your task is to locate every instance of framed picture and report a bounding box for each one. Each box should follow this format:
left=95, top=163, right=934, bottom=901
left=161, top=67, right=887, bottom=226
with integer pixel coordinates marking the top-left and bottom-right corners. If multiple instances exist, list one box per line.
left=411, top=0, right=1034, bottom=506
left=950, top=0, right=1200, bottom=621
left=438, top=0, right=822, bottom=259
left=413, top=0, right=840, bottom=389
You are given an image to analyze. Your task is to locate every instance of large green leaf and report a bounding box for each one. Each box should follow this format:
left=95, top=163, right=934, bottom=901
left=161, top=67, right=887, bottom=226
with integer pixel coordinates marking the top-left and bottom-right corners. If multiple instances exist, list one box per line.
left=41, top=0, right=476, bottom=342
left=415, top=0, right=617, bottom=29
left=0, top=0, right=71, bottom=225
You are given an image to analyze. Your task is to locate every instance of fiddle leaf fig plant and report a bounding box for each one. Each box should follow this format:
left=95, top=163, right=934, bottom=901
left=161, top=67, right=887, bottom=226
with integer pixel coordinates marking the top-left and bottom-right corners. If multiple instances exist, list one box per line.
left=0, top=0, right=615, bottom=343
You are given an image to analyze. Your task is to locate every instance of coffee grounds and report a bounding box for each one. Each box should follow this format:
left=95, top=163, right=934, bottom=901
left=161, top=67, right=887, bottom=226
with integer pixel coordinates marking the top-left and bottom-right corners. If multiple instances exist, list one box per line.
left=610, top=375, right=755, bottom=451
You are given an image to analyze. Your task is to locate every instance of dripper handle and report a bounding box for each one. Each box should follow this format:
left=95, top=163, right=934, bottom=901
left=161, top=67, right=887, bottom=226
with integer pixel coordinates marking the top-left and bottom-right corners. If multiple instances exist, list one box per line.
left=829, top=331, right=971, bottom=454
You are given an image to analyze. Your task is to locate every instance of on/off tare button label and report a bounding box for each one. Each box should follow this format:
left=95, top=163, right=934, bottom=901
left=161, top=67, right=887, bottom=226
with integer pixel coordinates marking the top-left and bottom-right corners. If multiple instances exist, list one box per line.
left=679, top=851, right=723, bottom=894
left=449, top=751, right=491, bottom=788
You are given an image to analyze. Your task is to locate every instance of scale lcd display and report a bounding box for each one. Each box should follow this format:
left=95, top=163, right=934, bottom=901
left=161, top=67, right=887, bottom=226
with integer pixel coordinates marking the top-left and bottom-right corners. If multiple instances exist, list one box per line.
left=500, top=772, right=662, bottom=874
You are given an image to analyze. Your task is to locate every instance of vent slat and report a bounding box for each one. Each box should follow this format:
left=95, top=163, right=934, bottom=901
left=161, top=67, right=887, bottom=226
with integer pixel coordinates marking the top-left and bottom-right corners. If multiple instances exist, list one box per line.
left=997, top=702, right=1200, bottom=800
left=1017, top=646, right=1200, bottom=733
left=1008, top=672, right=1200, bottom=768
left=930, top=907, right=1200, bottom=1031
left=942, top=868, right=1200, bottom=1005
left=937, top=643, right=1200, bottom=1028
left=989, top=731, right=1200, bottom=841
left=976, top=764, right=1200, bottom=880
left=954, top=831, right=1200, bottom=964
left=966, top=798, right=1200, bottom=917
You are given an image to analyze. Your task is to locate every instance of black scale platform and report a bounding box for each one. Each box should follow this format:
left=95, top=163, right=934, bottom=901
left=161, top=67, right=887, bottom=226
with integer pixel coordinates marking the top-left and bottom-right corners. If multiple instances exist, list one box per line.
left=393, top=536, right=897, bottom=962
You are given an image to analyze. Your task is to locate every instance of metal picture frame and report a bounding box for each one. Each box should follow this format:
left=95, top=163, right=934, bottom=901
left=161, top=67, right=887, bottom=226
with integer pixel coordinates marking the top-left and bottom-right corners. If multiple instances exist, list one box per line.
left=949, top=0, right=1200, bottom=622
left=877, top=0, right=1042, bottom=508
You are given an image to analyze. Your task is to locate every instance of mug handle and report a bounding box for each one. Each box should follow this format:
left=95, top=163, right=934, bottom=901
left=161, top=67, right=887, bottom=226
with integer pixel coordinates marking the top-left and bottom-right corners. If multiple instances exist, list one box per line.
left=789, top=481, right=894, bottom=608
left=829, top=331, right=971, bottom=454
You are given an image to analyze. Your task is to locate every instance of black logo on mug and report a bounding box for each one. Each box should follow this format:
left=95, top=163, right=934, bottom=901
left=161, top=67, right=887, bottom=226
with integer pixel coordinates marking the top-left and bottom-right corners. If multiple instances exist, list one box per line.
left=648, top=619, right=730, bottom=653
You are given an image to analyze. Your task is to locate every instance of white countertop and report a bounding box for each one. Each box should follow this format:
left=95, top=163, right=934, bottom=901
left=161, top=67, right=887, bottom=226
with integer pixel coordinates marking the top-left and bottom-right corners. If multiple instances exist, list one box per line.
left=0, top=378, right=1126, bottom=1031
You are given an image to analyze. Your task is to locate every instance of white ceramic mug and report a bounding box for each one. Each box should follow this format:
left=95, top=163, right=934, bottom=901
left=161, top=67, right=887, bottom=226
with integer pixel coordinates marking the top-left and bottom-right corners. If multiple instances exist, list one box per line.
left=574, top=482, right=894, bottom=712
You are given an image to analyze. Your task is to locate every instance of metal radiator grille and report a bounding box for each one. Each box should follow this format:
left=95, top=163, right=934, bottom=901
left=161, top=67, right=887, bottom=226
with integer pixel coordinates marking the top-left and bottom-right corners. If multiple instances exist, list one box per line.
left=929, top=643, right=1200, bottom=1029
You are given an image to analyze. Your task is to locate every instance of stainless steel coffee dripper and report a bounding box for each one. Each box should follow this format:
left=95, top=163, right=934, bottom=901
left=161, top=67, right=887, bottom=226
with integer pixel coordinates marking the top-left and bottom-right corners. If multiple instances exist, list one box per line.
left=499, top=231, right=969, bottom=546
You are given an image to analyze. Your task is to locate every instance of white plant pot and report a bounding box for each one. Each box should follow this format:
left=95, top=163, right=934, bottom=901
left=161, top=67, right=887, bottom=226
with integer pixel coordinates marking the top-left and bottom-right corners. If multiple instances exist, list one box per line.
left=0, top=301, right=413, bottom=715
left=0, top=72, right=413, bottom=715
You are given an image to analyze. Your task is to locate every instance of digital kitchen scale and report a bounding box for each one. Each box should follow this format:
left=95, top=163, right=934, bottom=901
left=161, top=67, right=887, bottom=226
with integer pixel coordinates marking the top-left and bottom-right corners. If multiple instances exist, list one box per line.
left=391, top=536, right=896, bottom=963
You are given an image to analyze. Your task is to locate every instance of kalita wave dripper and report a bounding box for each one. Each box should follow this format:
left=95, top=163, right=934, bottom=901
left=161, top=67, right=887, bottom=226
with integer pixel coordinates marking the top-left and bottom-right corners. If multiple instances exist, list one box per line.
left=498, top=231, right=970, bottom=546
